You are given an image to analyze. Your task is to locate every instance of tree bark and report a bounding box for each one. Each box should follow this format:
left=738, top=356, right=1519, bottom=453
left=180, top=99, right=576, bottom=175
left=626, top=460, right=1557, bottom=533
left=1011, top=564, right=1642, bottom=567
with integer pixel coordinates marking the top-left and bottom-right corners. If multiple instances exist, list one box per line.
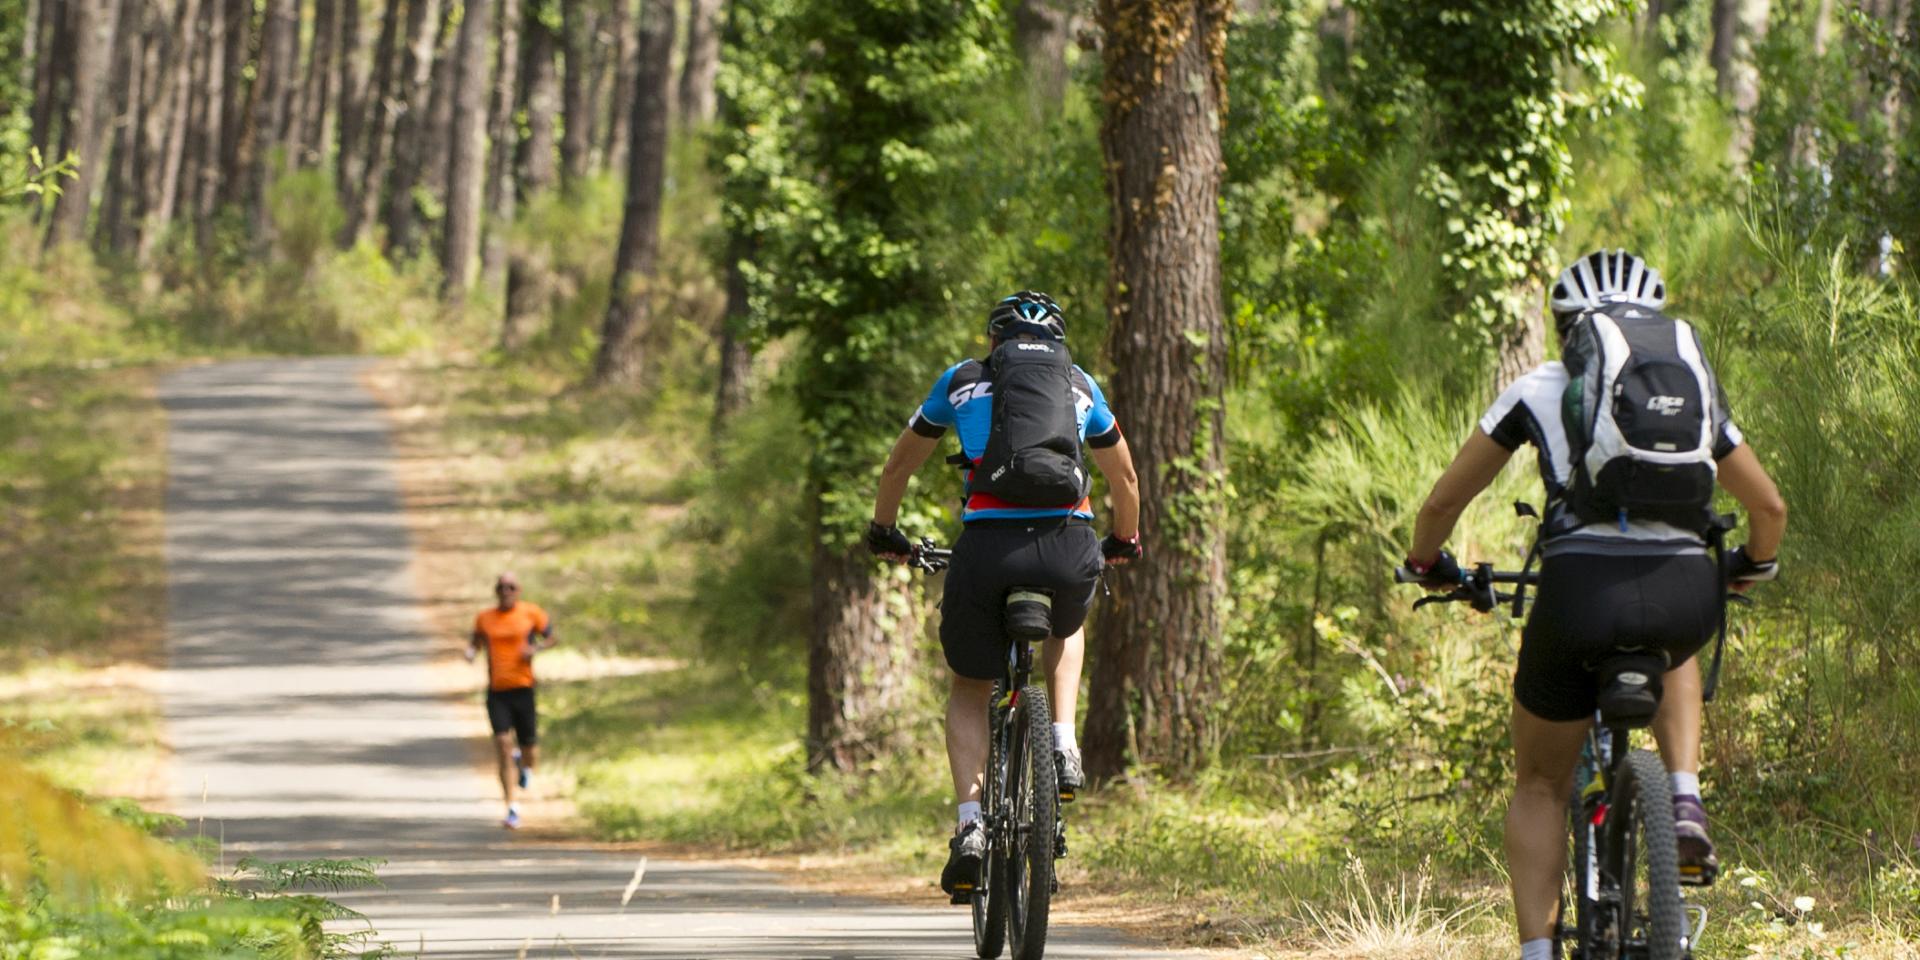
left=191, top=0, right=226, bottom=251
left=246, top=0, right=298, bottom=245
left=559, top=0, right=594, bottom=189
left=96, top=0, right=144, bottom=254
left=1710, top=0, right=1769, bottom=165
left=47, top=0, right=121, bottom=248
left=602, top=0, right=635, bottom=172
left=711, top=239, right=754, bottom=434
left=480, top=0, right=522, bottom=289
left=1495, top=279, right=1547, bottom=390
left=677, top=0, right=722, bottom=126
left=441, top=0, right=495, bottom=299
left=216, top=0, right=251, bottom=207
left=806, top=533, right=914, bottom=774
left=1083, top=0, right=1231, bottom=782
left=383, top=0, right=448, bottom=256
left=296, top=0, right=340, bottom=167
left=1013, top=0, right=1072, bottom=117
left=503, top=0, right=560, bottom=347
left=418, top=5, right=458, bottom=206
left=592, top=0, right=674, bottom=383
left=142, top=0, right=201, bottom=263
left=334, top=0, right=372, bottom=206
left=341, top=0, right=406, bottom=244
left=30, top=0, right=69, bottom=167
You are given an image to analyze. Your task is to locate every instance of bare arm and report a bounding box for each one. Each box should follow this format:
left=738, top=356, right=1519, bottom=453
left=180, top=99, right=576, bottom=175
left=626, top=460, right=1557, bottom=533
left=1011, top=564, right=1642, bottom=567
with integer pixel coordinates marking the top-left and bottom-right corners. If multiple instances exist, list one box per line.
left=872, top=427, right=941, bottom=526
left=1716, top=444, right=1786, bottom=560
left=1409, top=431, right=1515, bottom=563
left=1089, top=435, right=1139, bottom=540
left=468, top=630, right=485, bottom=662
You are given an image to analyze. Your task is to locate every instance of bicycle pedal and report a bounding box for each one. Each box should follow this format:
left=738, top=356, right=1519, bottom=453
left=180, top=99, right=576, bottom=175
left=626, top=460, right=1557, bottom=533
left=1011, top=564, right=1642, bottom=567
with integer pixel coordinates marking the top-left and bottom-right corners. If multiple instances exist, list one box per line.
left=1058, top=789, right=1076, bottom=803
left=1678, top=863, right=1719, bottom=887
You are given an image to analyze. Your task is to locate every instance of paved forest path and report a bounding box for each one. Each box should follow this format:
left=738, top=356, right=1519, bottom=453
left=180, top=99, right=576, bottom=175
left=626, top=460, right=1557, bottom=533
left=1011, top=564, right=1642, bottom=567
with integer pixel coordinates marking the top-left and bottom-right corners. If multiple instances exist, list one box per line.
left=157, top=358, right=1202, bottom=959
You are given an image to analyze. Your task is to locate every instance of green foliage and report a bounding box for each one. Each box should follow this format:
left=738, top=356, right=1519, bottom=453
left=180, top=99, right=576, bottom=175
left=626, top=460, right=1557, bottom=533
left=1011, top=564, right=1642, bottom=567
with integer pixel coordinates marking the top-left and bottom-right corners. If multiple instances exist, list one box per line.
left=1359, top=0, right=1641, bottom=339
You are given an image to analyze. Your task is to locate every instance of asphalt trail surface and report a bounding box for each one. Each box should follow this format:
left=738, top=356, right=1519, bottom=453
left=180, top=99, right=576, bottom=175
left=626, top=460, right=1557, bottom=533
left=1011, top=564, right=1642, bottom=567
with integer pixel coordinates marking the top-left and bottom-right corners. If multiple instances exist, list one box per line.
left=158, top=358, right=1200, bottom=959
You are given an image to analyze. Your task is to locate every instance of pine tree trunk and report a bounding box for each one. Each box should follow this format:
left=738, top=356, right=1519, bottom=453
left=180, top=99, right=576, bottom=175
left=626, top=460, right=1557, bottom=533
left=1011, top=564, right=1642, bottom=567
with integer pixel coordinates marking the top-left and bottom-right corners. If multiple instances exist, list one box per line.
left=47, top=0, right=121, bottom=248
left=246, top=0, right=298, bottom=245
left=592, top=0, right=674, bottom=384
left=191, top=0, right=226, bottom=252
left=806, top=531, right=913, bottom=773
left=559, top=0, right=594, bottom=189
left=418, top=8, right=457, bottom=206
left=216, top=0, right=251, bottom=207
left=296, top=0, right=339, bottom=167
left=480, top=0, right=522, bottom=290
left=503, top=0, right=560, bottom=348
left=602, top=0, right=635, bottom=172
left=1711, top=0, right=1769, bottom=165
left=1495, top=279, right=1547, bottom=390
left=379, top=0, right=444, bottom=254
left=1083, top=0, right=1231, bottom=783
left=711, top=241, right=754, bottom=435
left=341, top=0, right=405, bottom=244
left=95, top=0, right=143, bottom=253
left=677, top=0, right=721, bottom=126
left=334, top=0, right=371, bottom=207
left=30, top=0, right=67, bottom=166
left=1013, top=0, right=1071, bottom=117
left=440, top=0, right=495, bottom=299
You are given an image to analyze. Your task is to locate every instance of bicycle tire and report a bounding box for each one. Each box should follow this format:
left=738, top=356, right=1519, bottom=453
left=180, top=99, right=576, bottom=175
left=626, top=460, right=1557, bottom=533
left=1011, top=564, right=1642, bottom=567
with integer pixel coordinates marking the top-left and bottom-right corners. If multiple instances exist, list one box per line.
left=1617, top=749, right=1685, bottom=960
left=1564, top=785, right=1594, bottom=960
left=1005, top=683, right=1056, bottom=960
left=973, top=685, right=1008, bottom=960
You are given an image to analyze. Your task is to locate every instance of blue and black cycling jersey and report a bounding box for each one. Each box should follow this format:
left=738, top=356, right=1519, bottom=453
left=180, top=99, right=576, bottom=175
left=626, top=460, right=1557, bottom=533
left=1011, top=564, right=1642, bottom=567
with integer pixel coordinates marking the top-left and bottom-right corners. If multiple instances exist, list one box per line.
left=907, top=358, right=1121, bottom=522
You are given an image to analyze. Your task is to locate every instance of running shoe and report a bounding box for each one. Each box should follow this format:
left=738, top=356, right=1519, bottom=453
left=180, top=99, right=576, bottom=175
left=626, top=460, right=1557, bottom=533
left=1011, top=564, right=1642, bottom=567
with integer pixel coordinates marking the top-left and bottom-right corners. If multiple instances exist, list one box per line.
left=940, top=821, right=987, bottom=903
left=1673, top=795, right=1719, bottom=886
left=1055, top=747, right=1084, bottom=803
left=502, top=808, right=522, bottom=830
left=517, top=762, right=530, bottom=790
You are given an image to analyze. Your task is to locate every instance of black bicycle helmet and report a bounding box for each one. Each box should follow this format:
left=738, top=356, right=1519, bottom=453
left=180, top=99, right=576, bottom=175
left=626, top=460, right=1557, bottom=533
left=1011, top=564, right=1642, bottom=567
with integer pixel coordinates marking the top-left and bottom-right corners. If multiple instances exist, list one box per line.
left=987, top=291, right=1066, bottom=342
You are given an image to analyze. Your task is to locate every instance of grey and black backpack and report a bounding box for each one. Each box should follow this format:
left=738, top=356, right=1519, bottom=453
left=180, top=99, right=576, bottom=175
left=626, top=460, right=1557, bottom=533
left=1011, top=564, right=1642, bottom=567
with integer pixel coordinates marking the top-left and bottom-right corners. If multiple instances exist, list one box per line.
left=1559, top=303, right=1723, bottom=533
left=966, top=339, right=1090, bottom=508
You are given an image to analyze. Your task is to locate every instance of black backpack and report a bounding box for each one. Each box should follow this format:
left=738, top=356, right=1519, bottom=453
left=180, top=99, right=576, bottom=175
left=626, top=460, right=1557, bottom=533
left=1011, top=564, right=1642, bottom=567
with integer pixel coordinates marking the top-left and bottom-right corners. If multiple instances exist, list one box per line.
left=964, top=339, right=1090, bottom=508
left=1559, top=303, right=1722, bottom=533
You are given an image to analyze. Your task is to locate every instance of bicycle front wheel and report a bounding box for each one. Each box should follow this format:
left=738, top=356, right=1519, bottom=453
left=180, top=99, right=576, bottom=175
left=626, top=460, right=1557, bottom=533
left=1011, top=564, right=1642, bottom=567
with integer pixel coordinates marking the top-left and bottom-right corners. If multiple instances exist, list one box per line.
left=1615, top=749, right=1685, bottom=960
left=1004, top=683, right=1056, bottom=960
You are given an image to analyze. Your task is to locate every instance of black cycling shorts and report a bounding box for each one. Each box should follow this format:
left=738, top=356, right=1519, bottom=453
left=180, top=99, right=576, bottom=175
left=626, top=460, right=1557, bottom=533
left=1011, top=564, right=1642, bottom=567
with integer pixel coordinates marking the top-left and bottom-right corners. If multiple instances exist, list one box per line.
left=939, top=519, right=1102, bottom=681
left=486, top=686, right=538, bottom=746
left=1517, top=552, right=1721, bottom=723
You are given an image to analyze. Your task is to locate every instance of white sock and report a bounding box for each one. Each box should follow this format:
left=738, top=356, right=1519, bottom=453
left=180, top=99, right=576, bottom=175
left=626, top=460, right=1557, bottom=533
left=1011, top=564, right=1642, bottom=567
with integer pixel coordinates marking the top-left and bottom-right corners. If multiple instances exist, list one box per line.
left=507, top=803, right=520, bottom=815
left=957, top=801, right=982, bottom=827
left=1052, top=722, right=1077, bottom=752
left=1521, top=938, right=1552, bottom=960
left=1671, top=771, right=1701, bottom=799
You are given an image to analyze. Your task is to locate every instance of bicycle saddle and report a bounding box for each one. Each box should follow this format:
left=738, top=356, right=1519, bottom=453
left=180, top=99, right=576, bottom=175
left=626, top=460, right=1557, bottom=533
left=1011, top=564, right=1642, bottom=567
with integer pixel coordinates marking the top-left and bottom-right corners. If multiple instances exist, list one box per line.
left=1005, top=589, right=1053, bottom=642
left=1593, top=651, right=1669, bottom=728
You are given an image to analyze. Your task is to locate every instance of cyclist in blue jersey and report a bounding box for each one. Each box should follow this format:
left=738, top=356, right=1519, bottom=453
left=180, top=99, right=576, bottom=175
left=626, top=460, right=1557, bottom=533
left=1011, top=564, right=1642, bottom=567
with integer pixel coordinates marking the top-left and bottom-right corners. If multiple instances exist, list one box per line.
left=867, top=291, right=1143, bottom=898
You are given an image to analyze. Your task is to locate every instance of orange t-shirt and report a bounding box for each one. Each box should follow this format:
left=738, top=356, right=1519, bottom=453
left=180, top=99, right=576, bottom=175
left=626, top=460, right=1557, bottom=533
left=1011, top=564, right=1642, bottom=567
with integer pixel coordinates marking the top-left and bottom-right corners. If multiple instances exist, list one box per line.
left=475, top=602, right=550, bottom=691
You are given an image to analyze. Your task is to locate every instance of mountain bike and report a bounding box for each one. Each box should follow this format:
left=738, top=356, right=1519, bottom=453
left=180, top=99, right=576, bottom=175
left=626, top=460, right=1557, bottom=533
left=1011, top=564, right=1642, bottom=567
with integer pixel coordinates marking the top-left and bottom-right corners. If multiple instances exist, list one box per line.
left=913, top=540, right=1063, bottom=960
left=1399, top=559, right=1723, bottom=960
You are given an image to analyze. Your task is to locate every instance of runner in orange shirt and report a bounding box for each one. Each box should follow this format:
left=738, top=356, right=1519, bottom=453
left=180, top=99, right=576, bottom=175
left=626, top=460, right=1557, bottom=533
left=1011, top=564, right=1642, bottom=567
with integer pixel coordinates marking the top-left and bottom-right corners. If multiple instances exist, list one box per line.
left=465, top=572, right=555, bottom=829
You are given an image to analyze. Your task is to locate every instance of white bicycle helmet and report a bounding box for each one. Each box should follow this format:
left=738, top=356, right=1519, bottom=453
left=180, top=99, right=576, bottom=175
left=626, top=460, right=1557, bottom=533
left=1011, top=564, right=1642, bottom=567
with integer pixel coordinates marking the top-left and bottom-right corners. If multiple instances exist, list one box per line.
left=1549, top=249, right=1666, bottom=323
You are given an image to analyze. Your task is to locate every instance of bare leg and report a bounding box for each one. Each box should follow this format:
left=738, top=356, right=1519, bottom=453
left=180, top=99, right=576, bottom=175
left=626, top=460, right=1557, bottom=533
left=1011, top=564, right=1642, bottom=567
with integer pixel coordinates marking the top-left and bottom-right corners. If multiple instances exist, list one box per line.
left=1651, top=657, right=1702, bottom=777
left=1507, top=701, right=1591, bottom=943
left=493, top=732, right=518, bottom=809
left=947, top=674, right=995, bottom=807
left=523, top=743, right=540, bottom=771
left=1042, top=627, right=1084, bottom=725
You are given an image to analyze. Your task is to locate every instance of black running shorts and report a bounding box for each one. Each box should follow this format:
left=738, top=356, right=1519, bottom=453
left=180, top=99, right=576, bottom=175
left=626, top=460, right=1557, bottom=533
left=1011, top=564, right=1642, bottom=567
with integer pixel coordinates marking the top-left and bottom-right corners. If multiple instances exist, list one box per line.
left=939, top=519, right=1103, bottom=681
left=486, top=686, right=538, bottom=746
left=1517, top=552, right=1721, bottom=722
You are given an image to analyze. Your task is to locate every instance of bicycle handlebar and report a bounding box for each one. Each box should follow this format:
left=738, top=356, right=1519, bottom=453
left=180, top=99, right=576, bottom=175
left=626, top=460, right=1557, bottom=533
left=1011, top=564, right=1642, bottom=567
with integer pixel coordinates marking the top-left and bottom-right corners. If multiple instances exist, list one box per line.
left=1395, top=562, right=1539, bottom=614
left=910, top=538, right=952, bottom=574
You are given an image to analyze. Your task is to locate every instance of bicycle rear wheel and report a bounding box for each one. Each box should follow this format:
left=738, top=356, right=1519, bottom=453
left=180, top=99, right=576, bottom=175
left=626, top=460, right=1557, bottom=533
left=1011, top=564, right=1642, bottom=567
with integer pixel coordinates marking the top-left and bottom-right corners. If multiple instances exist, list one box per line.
left=1004, top=683, right=1056, bottom=960
left=1614, top=749, right=1685, bottom=960
left=973, top=686, right=1009, bottom=959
